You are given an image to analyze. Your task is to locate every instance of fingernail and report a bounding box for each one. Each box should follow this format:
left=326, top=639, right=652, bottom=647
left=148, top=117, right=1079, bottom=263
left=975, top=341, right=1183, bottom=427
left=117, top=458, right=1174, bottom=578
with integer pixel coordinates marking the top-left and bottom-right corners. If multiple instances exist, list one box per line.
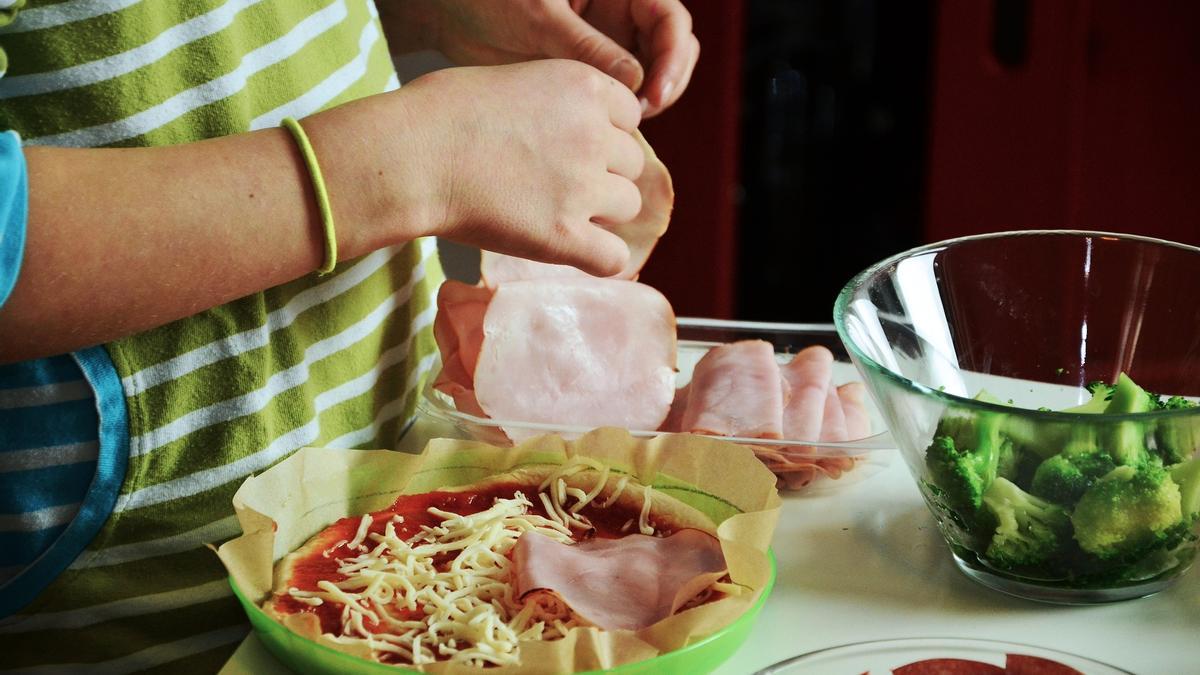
left=610, top=58, right=640, bottom=87
left=658, top=79, right=675, bottom=105
left=639, top=97, right=650, bottom=114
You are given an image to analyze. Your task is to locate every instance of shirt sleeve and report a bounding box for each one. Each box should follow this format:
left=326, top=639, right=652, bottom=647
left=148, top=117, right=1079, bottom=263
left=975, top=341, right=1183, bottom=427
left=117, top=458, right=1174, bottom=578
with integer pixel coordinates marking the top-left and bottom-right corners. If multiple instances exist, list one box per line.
left=0, top=130, right=29, bottom=307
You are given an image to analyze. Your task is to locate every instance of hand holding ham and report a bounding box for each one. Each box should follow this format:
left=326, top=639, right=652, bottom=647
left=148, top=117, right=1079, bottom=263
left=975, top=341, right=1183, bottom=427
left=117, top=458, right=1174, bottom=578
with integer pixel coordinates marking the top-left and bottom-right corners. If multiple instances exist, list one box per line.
left=386, top=60, right=645, bottom=277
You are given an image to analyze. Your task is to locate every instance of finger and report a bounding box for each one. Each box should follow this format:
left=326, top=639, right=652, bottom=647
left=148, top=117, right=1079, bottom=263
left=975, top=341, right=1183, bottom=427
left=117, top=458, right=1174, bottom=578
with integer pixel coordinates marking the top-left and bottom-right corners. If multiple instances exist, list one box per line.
left=642, top=34, right=698, bottom=118
left=539, top=2, right=645, bottom=92
left=605, top=127, right=645, bottom=181
left=555, top=220, right=631, bottom=277
left=631, top=0, right=694, bottom=112
left=589, top=173, right=642, bottom=226
left=605, top=78, right=642, bottom=133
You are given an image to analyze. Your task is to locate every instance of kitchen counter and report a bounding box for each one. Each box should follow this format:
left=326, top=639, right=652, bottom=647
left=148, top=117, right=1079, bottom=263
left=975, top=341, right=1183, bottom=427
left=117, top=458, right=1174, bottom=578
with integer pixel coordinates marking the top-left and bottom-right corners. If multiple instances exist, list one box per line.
left=220, top=421, right=1199, bottom=674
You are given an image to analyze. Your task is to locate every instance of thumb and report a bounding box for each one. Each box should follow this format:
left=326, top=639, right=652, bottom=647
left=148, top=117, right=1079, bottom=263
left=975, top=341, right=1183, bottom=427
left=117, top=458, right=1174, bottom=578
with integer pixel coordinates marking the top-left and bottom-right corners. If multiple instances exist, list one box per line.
left=539, top=7, right=644, bottom=92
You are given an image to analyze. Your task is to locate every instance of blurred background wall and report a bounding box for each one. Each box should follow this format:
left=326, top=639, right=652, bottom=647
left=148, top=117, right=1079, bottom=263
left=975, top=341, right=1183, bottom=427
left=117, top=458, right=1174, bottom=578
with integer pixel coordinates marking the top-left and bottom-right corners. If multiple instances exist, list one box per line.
left=401, top=0, right=1200, bottom=323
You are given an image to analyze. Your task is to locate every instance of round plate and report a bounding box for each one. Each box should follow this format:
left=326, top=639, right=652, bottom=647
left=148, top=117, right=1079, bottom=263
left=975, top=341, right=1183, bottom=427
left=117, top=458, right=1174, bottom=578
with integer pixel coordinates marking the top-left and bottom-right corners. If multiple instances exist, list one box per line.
left=755, top=637, right=1131, bottom=675
left=229, top=551, right=776, bottom=675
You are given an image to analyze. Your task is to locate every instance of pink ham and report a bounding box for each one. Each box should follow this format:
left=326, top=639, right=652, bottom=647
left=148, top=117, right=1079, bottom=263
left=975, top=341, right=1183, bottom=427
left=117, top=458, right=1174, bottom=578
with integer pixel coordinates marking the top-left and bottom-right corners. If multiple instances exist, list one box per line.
left=773, top=348, right=863, bottom=489
left=472, top=278, right=676, bottom=442
left=479, top=131, right=674, bottom=287
left=679, top=340, right=785, bottom=438
left=512, top=529, right=727, bottom=631
left=838, top=382, right=871, bottom=438
left=778, top=346, right=834, bottom=441
left=432, top=281, right=494, bottom=417
left=658, top=383, right=690, bottom=433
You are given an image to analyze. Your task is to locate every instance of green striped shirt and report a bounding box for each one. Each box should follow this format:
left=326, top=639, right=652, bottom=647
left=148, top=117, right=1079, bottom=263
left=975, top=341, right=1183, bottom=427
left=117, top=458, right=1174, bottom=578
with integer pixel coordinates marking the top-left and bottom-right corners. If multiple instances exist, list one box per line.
left=0, top=1, right=445, bottom=671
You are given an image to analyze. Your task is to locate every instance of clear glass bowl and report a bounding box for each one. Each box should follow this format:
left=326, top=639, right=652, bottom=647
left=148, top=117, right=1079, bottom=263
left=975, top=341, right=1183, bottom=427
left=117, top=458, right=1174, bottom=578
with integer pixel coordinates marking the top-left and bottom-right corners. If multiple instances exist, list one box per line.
left=834, top=230, right=1200, bottom=603
left=418, top=318, right=896, bottom=492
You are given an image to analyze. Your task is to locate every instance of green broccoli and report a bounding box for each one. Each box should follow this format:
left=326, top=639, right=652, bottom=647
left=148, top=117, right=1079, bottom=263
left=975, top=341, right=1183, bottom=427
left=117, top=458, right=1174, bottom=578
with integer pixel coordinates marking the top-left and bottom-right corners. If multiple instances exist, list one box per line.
left=1170, top=455, right=1200, bottom=523
left=924, top=394, right=1010, bottom=514
left=982, top=477, right=1072, bottom=569
left=1099, top=373, right=1156, bottom=467
left=1160, top=395, right=1196, bottom=410
left=1030, top=450, right=1118, bottom=505
left=1067, top=381, right=1115, bottom=413
left=1002, top=384, right=1109, bottom=462
left=1153, top=395, right=1199, bottom=464
left=1071, top=464, right=1183, bottom=559
left=921, top=373, right=1199, bottom=588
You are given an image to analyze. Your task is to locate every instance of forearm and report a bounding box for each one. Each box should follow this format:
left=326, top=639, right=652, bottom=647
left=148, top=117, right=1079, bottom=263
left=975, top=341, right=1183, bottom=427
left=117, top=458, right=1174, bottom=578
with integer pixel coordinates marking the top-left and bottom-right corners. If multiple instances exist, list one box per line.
left=0, top=99, right=429, bottom=363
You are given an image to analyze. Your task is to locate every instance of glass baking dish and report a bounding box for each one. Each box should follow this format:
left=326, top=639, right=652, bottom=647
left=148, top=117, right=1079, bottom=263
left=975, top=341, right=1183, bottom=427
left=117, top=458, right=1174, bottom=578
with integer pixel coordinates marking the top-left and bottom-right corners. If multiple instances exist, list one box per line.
left=417, top=317, right=897, bottom=491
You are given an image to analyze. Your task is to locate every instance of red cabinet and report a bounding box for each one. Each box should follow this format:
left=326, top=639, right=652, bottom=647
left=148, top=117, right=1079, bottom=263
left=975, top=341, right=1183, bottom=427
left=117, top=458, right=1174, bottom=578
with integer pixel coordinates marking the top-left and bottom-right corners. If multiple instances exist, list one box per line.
left=926, top=1, right=1200, bottom=246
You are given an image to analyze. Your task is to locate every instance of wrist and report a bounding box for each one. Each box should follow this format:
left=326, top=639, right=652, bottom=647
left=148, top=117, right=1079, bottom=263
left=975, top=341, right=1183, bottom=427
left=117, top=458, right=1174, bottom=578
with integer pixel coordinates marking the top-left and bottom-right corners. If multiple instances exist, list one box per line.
left=302, top=92, right=440, bottom=257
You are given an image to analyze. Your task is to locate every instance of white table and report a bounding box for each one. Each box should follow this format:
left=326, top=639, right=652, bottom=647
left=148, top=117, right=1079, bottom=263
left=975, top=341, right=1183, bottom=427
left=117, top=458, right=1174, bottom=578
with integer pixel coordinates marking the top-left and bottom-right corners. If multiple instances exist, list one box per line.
left=221, top=430, right=1198, bottom=674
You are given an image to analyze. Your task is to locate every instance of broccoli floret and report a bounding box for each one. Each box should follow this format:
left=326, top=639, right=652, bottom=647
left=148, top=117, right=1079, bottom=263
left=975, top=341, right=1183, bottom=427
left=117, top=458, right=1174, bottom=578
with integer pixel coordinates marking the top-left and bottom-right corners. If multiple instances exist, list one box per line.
left=1170, top=455, right=1200, bottom=523
left=982, top=477, right=1072, bottom=569
left=925, top=398, right=1009, bottom=514
left=1100, top=373, right=1156, bottom=467
left=1153, top=395, right=1199, bottom=464
left=1066, top=382, right=1114, bottom=413
left=1004, top=386, right=1109, bottom=462
left=1071, top=464, right=1183, bottom=559
left=1030, top=450, right=1118, bottom=505
left=1160, top=395, right=1197, bottom=410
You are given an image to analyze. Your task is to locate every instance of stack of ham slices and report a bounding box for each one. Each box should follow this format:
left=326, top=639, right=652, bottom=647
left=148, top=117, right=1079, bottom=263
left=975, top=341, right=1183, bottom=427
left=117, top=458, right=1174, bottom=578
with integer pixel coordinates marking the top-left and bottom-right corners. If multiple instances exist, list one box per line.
left=433, top=135, right=869, bottom=489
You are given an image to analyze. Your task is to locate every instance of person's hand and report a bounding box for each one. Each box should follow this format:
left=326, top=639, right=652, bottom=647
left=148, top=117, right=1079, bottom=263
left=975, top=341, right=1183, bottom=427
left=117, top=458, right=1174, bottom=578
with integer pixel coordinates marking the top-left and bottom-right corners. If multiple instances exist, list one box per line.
left=316, top=60, right=643, bottom=277
left=386, top=0, right=698, bottom=118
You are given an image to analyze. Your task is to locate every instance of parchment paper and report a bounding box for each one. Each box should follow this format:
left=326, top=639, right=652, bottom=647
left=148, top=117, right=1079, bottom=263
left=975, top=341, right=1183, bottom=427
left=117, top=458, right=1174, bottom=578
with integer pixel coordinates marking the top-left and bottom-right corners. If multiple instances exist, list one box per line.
left=216, top=427, right=781, bottom=673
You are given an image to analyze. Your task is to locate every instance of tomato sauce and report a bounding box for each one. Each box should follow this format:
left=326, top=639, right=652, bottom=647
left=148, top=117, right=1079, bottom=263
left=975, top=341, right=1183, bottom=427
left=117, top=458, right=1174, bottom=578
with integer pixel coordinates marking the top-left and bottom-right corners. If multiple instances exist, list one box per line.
left=274, top=481, right=670, bottom=634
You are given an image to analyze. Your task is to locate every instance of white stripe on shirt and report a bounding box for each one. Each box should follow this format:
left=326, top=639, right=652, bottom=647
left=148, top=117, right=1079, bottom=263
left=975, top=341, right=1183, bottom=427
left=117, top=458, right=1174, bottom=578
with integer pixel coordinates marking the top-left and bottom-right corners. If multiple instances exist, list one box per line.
left=130, top=247, right=434, bottom=457
left=0, top=380, right=92, bottom=409
left=123, top=244, right=405, bottom=394
left=116, top=303, right=436, bottom=512
left=0, top=0, right=141, bottom=35
left=24, top=0, right=349, bottom=147
left=0, top=0, right=268, bottom=99
left=70, top=515, right=241, bottom=570
left=248, top=12, right=379, bottom=130
left=0, top=502, right=81, bottom=532
left=325, top=350, right=436, bottom=448
left=0, top=578, right=231, bottom=632
left=0, top=441, right=98, bottom=474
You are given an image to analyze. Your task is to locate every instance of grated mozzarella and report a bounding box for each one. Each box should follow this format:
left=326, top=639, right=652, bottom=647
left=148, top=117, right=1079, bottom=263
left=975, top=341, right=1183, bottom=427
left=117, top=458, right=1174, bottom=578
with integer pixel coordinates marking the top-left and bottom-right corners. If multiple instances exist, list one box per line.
left=284, top=460, right=662, bottom=667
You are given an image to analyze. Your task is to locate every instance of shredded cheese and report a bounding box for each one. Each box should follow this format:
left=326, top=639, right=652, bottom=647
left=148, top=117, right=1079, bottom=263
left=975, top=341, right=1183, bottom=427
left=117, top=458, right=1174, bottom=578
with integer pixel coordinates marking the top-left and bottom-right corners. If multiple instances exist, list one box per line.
left=638, top=485, right=655, bottom=535
left=284, top=461, right=676, bottom=667
left=347, top=514, right=373, bottom=551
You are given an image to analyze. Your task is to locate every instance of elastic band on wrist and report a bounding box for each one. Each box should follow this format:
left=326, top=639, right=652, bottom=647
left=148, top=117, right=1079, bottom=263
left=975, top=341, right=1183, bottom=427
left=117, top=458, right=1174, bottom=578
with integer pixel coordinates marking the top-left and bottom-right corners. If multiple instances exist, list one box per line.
left=281, top=116, right=337, bottom=275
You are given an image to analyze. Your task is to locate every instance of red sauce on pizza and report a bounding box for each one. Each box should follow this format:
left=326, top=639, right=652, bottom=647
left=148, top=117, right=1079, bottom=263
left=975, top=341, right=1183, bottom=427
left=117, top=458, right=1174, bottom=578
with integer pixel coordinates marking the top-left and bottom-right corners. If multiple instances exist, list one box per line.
left=275, top=481, right=671, bottom=634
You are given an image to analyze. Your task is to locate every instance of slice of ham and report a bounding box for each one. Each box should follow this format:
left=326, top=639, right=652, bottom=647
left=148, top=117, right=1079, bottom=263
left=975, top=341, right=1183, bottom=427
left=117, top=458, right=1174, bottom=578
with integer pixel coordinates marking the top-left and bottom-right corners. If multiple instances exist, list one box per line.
left=664, top=342, right=874, bottom=490
left=512, top=529, right=727, bottom=631
left=779, top=346, right=834, bottom=441
left=479, top=131, right=674, bottom=287
left=472, top=278, right=677, bottom=442
left=658, top=382, right=690, bottom=433
left=432, top=281, right=494, bottom=417
left=679, top=340, right=785, bottom=438
left=838, top=381, right=871, bottom=439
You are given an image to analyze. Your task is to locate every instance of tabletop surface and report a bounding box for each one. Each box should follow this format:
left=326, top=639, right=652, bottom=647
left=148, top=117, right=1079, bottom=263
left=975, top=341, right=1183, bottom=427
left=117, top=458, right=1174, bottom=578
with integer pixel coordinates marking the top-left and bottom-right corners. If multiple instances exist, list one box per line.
left=220, top=426, right=1199, bottom=675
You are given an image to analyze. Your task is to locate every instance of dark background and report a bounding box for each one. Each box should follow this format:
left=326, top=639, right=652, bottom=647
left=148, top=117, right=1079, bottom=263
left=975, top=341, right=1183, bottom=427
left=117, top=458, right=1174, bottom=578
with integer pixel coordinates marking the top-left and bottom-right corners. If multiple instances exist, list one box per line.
left=638, top=0, right=1200, bottom=322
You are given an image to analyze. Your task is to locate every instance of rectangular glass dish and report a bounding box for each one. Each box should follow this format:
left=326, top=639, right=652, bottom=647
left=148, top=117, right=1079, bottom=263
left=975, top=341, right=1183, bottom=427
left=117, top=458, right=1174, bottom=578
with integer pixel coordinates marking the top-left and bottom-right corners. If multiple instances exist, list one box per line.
left=417, top=318, right=897, bottom=491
